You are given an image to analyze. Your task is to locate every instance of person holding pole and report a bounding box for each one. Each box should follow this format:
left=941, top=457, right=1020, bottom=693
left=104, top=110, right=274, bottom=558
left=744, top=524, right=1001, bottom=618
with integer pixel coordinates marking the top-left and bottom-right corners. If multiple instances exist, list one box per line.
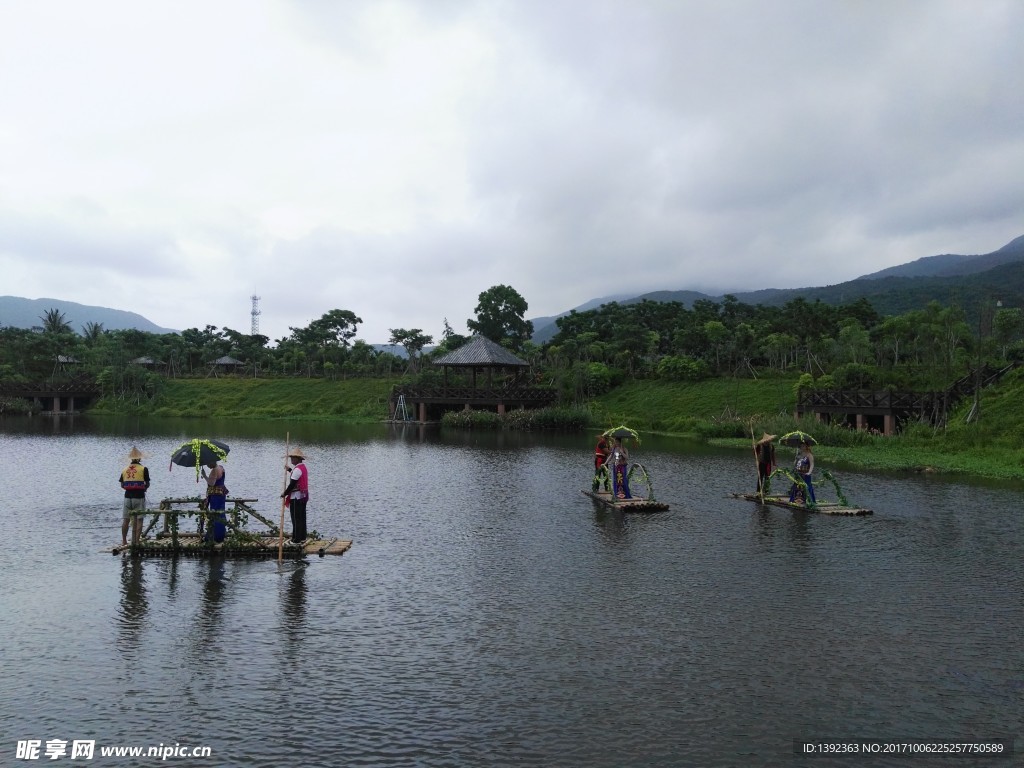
left=755, top=433, right=776, bottom=495
left=281, top=448, right=310, bottom=544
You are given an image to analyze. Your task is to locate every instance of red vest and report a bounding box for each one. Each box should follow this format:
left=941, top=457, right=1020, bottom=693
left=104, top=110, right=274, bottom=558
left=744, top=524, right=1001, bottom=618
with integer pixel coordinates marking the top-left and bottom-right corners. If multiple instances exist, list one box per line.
left=294, top=463, right=309, bottom=498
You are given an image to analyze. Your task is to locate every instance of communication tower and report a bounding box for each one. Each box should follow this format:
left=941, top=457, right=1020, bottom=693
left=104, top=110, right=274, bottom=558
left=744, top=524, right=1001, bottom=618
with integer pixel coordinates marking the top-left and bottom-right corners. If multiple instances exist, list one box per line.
left=251, top=295, right=261, bottom=335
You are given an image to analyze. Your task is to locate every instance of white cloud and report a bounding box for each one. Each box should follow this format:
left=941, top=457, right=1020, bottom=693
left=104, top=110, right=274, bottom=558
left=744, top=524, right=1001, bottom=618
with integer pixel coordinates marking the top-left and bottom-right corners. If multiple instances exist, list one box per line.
left=1, top=0, right=1022, bottom=342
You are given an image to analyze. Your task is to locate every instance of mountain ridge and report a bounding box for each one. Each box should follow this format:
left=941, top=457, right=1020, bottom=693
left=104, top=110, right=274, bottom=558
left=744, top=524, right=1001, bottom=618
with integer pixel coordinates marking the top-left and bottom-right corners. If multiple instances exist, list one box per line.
left=0, top=296, right=177, bottom=335
left=5, top=235, right=1023, bottom=345
left=529, top=235, right=1024, bottom=342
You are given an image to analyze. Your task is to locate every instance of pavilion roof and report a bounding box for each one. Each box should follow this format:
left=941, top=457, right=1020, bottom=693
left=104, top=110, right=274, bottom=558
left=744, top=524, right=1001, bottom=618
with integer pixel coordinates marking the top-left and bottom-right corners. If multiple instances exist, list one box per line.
left=432, top=335, right=528, bottom=367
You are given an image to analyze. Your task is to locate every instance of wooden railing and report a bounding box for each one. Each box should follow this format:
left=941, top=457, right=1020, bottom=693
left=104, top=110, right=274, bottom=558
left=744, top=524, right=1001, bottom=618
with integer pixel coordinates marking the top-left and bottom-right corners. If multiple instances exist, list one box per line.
left=0, top=375, right=100, bottom=396
left=797, top=362, right=1018, bottom=425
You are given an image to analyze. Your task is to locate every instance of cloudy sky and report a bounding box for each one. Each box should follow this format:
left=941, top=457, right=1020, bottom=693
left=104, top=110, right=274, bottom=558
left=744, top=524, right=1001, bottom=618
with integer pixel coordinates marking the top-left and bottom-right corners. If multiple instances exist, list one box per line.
left=2, top=0, right=1022, bottom=343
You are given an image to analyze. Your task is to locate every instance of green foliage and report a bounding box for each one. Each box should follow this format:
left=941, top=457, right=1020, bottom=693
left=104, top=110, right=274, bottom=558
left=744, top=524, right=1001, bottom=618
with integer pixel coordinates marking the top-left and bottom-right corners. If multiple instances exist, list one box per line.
left=0, top=396, right=32, bottom=414
left=93, top=377, right=396, bottom=420
left=441, top=406, right=590, bottom=431
left=830, top=363, right=880, bottom=390
left=441, top=409, right=502, bottom=429
left=467, top=284, right=534, bottom=351
left=657, top=355, right=710, bottom=381
left=793, top=373, right=814, bottom=397
left=584, top=362, right=613, bottom=396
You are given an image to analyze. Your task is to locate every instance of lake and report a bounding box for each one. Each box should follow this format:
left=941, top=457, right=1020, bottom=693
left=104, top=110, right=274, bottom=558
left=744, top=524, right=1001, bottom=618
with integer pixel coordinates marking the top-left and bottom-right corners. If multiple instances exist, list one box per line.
left=1, top=415, right=1021, bottom=767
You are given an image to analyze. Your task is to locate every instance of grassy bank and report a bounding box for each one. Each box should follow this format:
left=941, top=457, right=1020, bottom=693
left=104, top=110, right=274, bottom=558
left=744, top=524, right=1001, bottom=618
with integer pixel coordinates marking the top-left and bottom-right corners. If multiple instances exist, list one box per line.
left=92, top=377, right=396, bottom=421
left=591, top=372, right=1024, bottom=481
left=589, top=376, right=799, bottom=435
left=88, top=371, right=1024, bottom=480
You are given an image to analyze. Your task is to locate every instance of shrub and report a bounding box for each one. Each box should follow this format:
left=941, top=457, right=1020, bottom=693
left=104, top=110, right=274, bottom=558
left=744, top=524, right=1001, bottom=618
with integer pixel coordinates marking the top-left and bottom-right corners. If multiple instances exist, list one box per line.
left=441, top=406, right=591, bottom=431
left=657, top=355, right=710, bottom=382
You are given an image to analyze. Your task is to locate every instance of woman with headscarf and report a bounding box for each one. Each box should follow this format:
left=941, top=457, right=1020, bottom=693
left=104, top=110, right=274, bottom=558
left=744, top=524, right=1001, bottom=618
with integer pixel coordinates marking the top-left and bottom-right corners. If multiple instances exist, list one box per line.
left=789, top=441, right=816, bottom=504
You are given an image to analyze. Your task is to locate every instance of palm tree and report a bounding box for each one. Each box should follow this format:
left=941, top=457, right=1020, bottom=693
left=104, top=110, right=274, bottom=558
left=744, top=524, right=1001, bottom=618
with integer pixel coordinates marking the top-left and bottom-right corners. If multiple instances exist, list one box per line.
left=82, top=321, right=105, bottom=345
left=40, top=308, right=72, bottom=334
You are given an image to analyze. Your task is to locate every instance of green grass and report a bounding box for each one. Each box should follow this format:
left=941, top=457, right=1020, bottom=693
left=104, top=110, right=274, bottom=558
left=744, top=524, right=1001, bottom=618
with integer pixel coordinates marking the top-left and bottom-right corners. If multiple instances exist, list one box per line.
left=595, top=372, right=1024, bottom=480
left=93, top=377, right=397, bottom=421
left=590, top=376, right=799, bottom=435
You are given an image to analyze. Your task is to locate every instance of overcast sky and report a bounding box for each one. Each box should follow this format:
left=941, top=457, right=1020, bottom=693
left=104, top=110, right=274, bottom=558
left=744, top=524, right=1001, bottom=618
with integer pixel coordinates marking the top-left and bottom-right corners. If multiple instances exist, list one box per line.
left=2, top=0, right=1022, bottom=343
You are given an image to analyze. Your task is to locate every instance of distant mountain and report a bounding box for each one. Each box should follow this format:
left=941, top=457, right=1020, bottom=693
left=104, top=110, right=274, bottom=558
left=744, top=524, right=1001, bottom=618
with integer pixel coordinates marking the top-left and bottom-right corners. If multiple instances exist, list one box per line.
left=0, top=296, right=177, bottom=334
left=528, top=294, right=634, bottom=344
left=528, top=294, right=630, bottom=342
left=856, top=234, right=1024, bottom=280
left=530, top=235, right=1024, bottom=342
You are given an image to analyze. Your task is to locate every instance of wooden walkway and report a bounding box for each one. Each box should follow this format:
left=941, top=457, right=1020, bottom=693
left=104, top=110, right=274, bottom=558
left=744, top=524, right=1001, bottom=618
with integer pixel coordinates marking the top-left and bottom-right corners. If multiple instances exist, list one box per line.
left=582, top=489, right=669, bottom=512
left=730, top=493, right=872, bottom=516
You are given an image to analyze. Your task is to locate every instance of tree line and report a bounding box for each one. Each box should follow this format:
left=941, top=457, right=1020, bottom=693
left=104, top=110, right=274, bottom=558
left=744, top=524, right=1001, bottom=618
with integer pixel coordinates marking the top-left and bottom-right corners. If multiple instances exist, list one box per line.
left=2, top=287, right=1022, bottom=406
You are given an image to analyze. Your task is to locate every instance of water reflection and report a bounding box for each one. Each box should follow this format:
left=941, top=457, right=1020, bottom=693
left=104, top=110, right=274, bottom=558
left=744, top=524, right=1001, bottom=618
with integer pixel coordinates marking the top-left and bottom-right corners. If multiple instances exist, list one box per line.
left=184, top=558, right=229, bottom=668
left=117, top=557, right=148, bottom=648
left=280, top=562, right=308, bottom=637
left=590, top=504, right=628, bottom=544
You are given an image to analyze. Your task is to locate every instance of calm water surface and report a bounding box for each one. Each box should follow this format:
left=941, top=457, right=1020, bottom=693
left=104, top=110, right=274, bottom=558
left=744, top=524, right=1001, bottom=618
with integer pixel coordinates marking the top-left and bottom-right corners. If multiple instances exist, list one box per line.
left=1, top=416, right=1021, bottom=767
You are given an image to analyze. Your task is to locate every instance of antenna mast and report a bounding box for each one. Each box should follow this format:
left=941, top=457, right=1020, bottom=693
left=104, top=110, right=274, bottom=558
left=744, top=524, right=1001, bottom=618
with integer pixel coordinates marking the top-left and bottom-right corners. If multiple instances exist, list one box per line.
left=251, top=294, right=262, bottom=335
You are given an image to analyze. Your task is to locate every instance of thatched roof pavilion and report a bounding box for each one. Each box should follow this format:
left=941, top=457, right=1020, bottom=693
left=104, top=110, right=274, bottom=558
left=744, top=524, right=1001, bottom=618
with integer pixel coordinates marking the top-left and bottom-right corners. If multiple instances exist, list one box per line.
left=432, top=335, right=528, bottom=387
left=389, top=335, right=553, bottom=422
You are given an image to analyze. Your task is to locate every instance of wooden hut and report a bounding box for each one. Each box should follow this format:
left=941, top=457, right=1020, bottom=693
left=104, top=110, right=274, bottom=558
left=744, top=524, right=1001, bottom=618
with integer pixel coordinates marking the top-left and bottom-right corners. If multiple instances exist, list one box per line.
left=131, top=356, right=166, bottom=373
left=208, top=355, right=244, bottom=376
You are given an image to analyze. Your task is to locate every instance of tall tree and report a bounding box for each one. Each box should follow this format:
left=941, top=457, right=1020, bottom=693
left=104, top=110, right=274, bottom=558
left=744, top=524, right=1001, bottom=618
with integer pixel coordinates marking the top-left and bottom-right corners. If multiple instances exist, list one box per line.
left=388, top=328, right=433, bottom=373
left=467, top=284, right=533, bottom=351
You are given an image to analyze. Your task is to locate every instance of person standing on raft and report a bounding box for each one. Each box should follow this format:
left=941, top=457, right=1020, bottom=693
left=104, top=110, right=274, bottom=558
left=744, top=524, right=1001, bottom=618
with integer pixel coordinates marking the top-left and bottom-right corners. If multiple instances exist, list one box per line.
left=201, top=458, right=228, bottom=543
left=592, top=433, right=611, bottom=492
left=789, top=441, right=816, bottom=504
left=610, top=436, right=631, bottom=499
left=755, top=433, right=776, bottom=494
left=120, top=446, right=150, bottom=545
left=281, top=448, right=310, bottom=544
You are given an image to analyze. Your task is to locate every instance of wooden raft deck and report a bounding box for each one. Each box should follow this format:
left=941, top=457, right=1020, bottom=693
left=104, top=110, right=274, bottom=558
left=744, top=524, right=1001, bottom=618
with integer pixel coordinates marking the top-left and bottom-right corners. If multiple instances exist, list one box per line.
left=112, top=496, right=353, bottom=558
left=582, top=489, right=669, bottom=512
left=730, top=493, right=872, bottom=516
left=112, top=535, right=352, bottom=558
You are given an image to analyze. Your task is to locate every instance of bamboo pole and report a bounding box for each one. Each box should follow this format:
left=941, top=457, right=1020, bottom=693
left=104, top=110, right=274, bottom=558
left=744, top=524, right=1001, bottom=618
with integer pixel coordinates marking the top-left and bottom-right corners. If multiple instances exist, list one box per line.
left=278, top=432, right=290, bottom=562
left=750, top=421, right=764, bottom=503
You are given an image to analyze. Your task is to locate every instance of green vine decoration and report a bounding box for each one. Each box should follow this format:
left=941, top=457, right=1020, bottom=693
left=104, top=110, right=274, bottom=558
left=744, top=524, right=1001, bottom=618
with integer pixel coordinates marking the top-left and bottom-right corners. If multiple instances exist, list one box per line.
left=601, top=425, right=640, bottom=443
left=769, top=468, right=817, bottom=510
left=224, top=530, right=264, bottom=548
left=626, top=462, right=655, bottom=501
left=174, top=439, right=229, bottom=481
left=820, top=469, right=848, bottom=506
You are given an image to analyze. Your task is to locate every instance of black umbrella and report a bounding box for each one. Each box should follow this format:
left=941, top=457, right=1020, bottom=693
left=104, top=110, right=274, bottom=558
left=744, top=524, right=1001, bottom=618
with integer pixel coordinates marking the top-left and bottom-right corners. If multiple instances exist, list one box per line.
left=170, top=439, right=230, bottom=477
left=778, top=430, right=817, bottom=447
left=602, top=425, right=640, bottom=441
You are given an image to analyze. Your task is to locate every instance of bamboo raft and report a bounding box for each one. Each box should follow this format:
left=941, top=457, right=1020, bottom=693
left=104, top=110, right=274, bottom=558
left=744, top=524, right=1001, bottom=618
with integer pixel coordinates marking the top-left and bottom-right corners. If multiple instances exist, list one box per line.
left=111, top=496, right=353, bottom=558
left=730, top=493, right=873, bottom=516
left=581, top=489, right=670, bottom=512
